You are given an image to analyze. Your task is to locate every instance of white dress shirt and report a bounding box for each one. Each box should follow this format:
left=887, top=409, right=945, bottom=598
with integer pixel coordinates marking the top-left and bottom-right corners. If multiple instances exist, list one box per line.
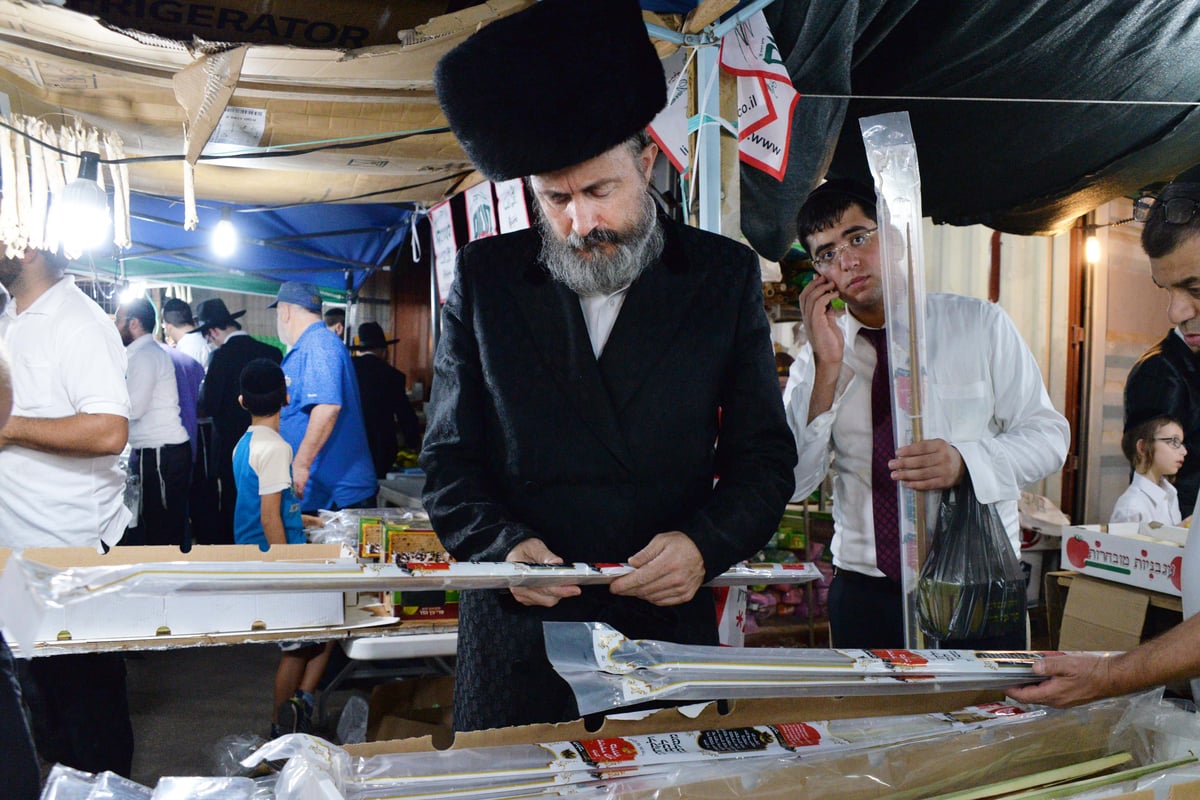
left=126, top=333, right=188, bottom=449
left=783, top=293, right=1070, bottom=576
left=578, top=286, right=630, bottom=358
left=176, top=329, right=210, bottom=370
left=1110, top=472, right=1182, bottom=525
left=0, top=276, right=132, bottom=549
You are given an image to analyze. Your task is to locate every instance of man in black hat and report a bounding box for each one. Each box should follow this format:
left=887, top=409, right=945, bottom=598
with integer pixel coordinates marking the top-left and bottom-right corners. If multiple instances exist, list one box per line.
left=196, top=297, right=282, bottom=543
left=1123, top=165, right=1200, bottom=517
left=421, top=0, right=796, bottom=732
left=1014, top=165, right=1200, bottom=708
left=351, top=321, right=420, bottom=478
left=161, top=297, right=210, bottom=370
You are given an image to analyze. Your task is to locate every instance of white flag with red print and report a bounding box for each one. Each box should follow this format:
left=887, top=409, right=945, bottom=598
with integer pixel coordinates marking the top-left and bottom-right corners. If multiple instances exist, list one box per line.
left=719, top=12, right=798, bottom=181
left=647, top=49, right=691, bottom=176
left=465, top=182, right=498, bottom=241
left=430, top=199, right=457, bottom=304
left=494, top=178, right=531, bottom=233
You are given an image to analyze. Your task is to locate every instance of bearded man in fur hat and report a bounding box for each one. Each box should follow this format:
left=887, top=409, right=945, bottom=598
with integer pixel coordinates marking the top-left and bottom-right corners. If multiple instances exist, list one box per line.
left=421, top=0, right=796, bottom=732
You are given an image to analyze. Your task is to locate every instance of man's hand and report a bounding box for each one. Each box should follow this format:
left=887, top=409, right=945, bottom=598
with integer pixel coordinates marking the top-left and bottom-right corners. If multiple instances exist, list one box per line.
left=1006, top=654, right=1117, bottom=708
left=890, top=438, right=965, bottom=490
left=798, top=275, right=844, bottom=367
left=293, top=461, right=311, bottom=499
left=610, top=531, right=705, bottom=606
left=506, top=537, right=581, bottom=608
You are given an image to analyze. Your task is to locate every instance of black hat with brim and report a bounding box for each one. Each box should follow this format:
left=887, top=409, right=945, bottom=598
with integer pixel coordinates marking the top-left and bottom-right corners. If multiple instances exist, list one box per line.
left=194, top=298, right=246, bottom=333
left=351, top=321, right=399, bottom=351
left=433, top=0, right=666, bottom=181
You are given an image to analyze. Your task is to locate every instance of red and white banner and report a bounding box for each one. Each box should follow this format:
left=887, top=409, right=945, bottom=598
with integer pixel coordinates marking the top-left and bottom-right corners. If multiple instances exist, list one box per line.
left=719, top=11, right=798, bottom=181
left=465, top=181, right=497, bottom=241
left=494, top=178, right=531, bottom=233
left=647, top=49, right=691, bottom=176
left=430, top=199, right=457, bottom=304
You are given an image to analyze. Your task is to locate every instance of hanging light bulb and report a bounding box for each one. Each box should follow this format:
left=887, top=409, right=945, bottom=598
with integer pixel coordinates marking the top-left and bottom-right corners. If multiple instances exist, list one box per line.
left=120, top=281, right=147, bottom=303
left=211, top=207, right=238, bottom=258
left=1084, top=235, right=1101, bottom=265
left=53, top=151, right=110, bottom=253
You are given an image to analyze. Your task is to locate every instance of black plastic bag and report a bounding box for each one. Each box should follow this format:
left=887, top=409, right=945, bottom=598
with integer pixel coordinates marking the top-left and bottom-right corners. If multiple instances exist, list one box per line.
left=916, top=478, right=1025, bottom=642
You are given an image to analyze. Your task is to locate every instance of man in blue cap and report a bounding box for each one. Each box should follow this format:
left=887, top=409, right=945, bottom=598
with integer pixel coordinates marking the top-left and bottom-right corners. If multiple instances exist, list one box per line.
left=270, top=281, right=376, bottom=511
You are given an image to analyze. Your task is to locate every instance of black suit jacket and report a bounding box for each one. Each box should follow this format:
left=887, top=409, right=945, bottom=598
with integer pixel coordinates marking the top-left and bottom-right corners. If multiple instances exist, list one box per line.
left=198, top=333, right=284, bottom=468
left=353, top=353, right=420, bottom=478
left=1124, top=331, right=1200, bottom=513
left=420, top=217, right=796, bottom=731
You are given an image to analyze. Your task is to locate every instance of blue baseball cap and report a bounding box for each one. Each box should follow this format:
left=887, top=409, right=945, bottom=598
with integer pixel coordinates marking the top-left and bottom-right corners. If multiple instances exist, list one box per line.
left=267, top=281, right=323, bottom=313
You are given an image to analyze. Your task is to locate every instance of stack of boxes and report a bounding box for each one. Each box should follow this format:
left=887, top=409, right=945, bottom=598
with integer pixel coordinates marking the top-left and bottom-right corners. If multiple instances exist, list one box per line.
left=747, top=506, right=835, bottom=635
left=356, top=513, right=459, bottom=623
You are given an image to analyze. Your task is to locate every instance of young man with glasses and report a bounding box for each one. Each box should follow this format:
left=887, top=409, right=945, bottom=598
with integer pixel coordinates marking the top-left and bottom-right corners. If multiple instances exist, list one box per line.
left=782, top=179, right=1070, bottom=650
left=1124, top=164, right=1200, bottom=517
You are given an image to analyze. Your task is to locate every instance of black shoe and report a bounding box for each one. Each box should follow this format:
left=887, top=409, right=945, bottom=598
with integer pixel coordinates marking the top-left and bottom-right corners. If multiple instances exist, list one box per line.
left=276, top=697, right=313, bottom=735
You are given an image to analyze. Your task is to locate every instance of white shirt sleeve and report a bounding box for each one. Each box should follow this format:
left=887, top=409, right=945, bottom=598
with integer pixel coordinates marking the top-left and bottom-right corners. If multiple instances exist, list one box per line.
left=783, top=344, right=836, bottom=501
left=949, top=302, right=1070, bottom=506
left=249, top=433, right=294, bottom=495
left=62, top=316, right=129, bottom=418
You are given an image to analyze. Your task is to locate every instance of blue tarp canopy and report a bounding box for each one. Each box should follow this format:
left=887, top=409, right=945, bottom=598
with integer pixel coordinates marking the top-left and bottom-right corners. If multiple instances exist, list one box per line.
left=111, top=193, right=413, bottom=297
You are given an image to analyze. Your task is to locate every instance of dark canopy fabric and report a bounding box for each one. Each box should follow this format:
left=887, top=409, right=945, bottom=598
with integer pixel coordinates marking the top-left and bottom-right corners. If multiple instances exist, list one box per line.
left=122, top=194, right=413, bottom=294
left=742, top=0, right=1200, bottom=259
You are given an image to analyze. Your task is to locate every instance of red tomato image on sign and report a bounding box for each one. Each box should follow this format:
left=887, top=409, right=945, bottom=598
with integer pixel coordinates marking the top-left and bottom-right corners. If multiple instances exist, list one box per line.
left=1065, top=535, right=1090, bottom=568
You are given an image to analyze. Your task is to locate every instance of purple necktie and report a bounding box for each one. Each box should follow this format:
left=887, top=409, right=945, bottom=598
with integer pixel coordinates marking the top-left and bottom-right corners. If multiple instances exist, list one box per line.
left=860, top=327, right=900, bottom=581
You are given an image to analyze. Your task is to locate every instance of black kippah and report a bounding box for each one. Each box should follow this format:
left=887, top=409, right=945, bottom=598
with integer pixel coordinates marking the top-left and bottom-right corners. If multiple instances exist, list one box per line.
left=239, top=358, right=285, bottom=396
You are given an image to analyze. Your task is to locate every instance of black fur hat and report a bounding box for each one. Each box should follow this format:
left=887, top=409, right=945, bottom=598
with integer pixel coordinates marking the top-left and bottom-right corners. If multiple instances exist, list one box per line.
left=434, top=0, right=666, bottom=181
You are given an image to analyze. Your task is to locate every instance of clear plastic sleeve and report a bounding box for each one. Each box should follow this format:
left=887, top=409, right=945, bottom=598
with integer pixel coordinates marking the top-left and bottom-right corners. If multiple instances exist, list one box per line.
left=544, top=621, right=1043, bottom=715
left=860, top=110, right=931, bottom=647
left=148, top=777, right=258, bottom=799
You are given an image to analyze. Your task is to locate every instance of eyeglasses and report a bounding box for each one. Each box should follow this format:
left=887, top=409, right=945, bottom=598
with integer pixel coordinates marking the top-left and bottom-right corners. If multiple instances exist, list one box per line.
left=1133, top=195, right=1200, bottom=225
left=1154, top=436, right=1185, bottom=450
left=812, top=228, right=878, bottom=268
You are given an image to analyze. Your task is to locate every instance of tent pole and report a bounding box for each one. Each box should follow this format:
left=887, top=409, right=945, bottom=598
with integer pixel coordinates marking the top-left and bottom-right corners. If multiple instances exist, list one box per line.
left=345, top=270, right=356, bottom=346
left=696, top=44, right=721, bottom=234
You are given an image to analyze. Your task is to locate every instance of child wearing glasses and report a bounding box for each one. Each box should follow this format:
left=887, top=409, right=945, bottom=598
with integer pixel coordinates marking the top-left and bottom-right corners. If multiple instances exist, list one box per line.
left=1111, top=414, right=1188, bottom=526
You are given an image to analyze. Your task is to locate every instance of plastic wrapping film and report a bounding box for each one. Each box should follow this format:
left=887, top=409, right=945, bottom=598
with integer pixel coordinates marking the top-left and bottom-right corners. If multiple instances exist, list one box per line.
left=860, top=110, right=931, bottom=648
left=307, top=508, right=424, bottom=550
left=5, top=553, right=819, bottom=606
left=36, top=765, right=261, bottom=799
left=544, top=621, right=1043, bottom=715
left=238, top=691, right=1192, bottom=800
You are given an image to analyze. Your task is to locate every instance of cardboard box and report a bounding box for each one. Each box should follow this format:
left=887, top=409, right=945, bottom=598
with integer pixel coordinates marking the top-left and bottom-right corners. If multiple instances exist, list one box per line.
left=348, top=689, right=1131, bottom=800
left=1060, top=523, right=1183, bottom=596
left=0, top=544, right=348, bottom=644
left=1047, top=572, right=1182, bottom=651
left=367, top=674, right=455, bottom=747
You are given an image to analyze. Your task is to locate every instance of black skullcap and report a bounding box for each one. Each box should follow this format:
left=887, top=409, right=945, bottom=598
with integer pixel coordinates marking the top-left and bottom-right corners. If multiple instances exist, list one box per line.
left=433, top=0, right=666, bottom=180
left=161, top=297, right=194, bottom=326
left=239, top=358, right=285, bottom=396
left=804, top=178, right=878, bottom=212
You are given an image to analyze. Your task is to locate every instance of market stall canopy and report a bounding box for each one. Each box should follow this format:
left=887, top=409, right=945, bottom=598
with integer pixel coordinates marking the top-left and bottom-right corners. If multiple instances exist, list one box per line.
left=3, top=0, right=1200, bottom=264
left=748, top=0, right=1200, bottom=258
left=113, top=194, right=412, bottom=294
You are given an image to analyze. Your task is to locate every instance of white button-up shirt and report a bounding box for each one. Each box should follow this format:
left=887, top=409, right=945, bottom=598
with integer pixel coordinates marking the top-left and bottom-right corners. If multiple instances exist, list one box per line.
left=0, top=276, right=132, bottom=549
left=783, top=293, right=1070, bottom=576
left=578, top=286, right=631, bottom=358
left=126, top=333, right=188, bottom=449
left=1110, top=472, right=1182, bottom=526
left=176, top=329, right=210, bottom=370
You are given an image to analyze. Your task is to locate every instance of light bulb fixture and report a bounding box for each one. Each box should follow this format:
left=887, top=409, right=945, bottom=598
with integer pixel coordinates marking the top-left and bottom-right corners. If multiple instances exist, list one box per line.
left=120, top=281, right=147, bottom=303
left=1084, top=235, right=1101, bottom=265
left=211, top=207, right=238, bottom=258
left=53, top=151, right=110, bottom=253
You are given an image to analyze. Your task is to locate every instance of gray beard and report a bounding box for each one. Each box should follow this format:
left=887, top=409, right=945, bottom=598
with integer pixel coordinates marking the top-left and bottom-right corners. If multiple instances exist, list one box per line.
left=537, top=194, right=665, bottom=296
